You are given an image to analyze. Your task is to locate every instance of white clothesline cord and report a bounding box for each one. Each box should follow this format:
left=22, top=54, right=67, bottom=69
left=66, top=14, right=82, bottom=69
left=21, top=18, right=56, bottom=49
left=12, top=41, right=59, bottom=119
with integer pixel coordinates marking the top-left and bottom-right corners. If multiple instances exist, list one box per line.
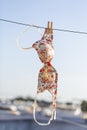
left=1, top=18, right=87, bottom=35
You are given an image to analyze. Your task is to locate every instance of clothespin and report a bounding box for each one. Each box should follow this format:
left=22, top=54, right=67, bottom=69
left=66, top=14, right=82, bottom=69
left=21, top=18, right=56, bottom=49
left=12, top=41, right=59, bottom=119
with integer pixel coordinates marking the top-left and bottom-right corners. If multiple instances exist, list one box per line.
left=45, top=21, right=53, bottom=34
left=48, top=21, right=53, bottom=33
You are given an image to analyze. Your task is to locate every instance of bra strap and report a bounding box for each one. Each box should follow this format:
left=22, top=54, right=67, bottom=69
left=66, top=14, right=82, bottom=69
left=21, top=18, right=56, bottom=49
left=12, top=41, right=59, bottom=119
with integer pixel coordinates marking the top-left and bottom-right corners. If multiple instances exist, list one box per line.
left=16, top=26, right=42, bottom=51
left=33, top=93, right=56, bottom=126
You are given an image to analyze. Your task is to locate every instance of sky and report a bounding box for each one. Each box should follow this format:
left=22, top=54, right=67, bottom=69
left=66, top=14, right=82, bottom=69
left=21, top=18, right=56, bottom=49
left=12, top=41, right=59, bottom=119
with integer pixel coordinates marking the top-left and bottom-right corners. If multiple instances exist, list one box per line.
left=0, top=0, right=87, bottom=102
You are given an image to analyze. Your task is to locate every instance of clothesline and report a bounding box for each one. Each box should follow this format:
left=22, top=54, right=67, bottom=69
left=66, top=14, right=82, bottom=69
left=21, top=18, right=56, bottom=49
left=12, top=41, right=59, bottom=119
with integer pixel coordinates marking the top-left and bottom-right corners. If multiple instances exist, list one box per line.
left=0, top=18, right=87, bottom=35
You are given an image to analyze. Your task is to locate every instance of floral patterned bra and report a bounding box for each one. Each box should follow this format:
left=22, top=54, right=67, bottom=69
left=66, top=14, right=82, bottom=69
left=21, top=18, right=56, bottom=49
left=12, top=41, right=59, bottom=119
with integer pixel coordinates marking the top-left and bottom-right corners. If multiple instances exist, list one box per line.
left=17, top=22, right=58, bottom=125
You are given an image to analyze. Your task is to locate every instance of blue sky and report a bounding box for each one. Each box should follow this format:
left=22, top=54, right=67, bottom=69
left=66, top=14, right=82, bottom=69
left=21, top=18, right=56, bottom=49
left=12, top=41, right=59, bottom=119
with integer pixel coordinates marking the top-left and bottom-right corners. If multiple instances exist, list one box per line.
left=0, top=0, right=87, bottom=101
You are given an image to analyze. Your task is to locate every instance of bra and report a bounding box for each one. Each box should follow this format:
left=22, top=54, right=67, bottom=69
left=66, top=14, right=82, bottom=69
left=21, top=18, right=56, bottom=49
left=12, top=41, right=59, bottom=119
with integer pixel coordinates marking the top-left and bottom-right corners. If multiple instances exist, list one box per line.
left=17, top=21, right=58, bottom=125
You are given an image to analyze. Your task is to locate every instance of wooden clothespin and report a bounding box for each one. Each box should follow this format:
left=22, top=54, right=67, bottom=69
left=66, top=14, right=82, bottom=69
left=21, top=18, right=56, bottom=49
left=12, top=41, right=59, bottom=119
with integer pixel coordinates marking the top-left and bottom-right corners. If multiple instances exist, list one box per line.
left=48, top=21, right=53, bottom=34
left=45, top=21, right=53, bottom=34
